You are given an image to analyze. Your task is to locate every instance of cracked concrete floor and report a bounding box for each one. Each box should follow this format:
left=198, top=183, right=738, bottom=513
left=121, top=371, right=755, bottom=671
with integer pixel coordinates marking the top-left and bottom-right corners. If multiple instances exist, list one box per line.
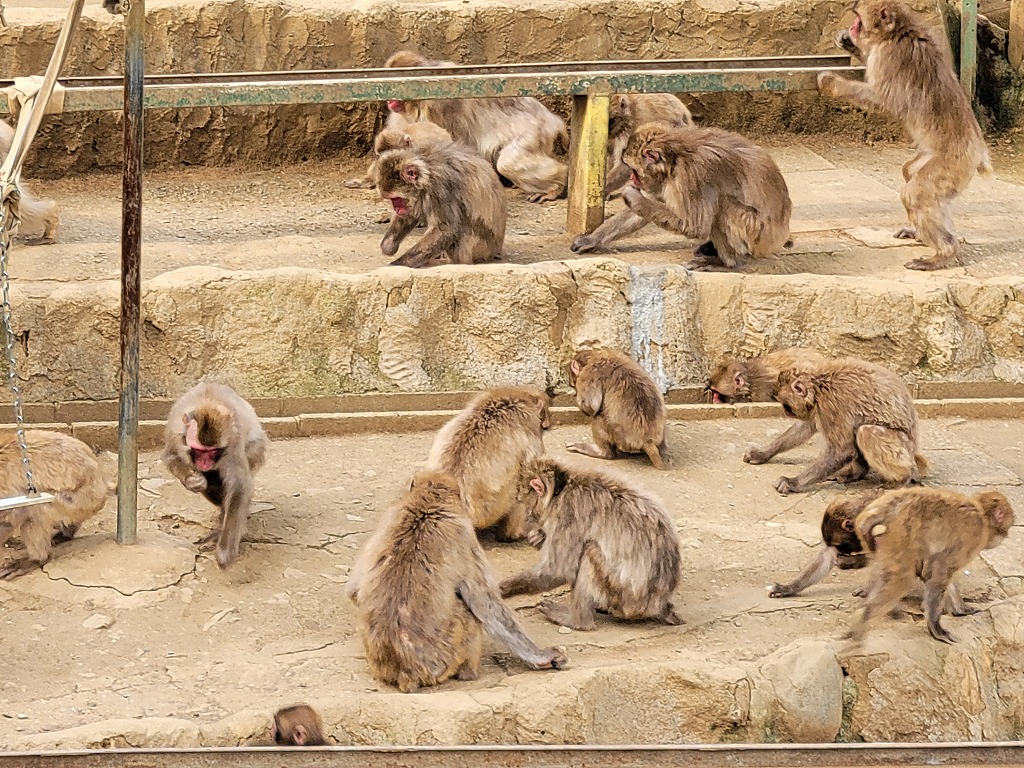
left=1, top=415, right=1023, bottom=745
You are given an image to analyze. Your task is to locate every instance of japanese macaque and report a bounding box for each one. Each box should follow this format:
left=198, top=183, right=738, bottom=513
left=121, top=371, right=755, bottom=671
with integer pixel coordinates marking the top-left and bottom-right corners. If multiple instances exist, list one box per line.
left=382, top=50, right=568, bottom=203
left=346, top=471, right=567, bottom=692
left=566, top=347, right=668, bottom=468
left=706, top=348, right=828, bottom=404
left=817, top=0, right=992, bottom=271
left=605, top=94, right=693, bottom=198
left=571, top=123, right=792, bottom=271
left=162, top=382, right=268, bottom=568
left=375, top=141, right=507, bottom=268
left=345, top=121, right=454, bottom=193
left=0, top=431, right=110, bottom=579
left=101, top=0, right=124, bottom=13
left=273, top=705, right=326, bottom=746
left=0, top=121, right=60, bottom=244
left=751, top=359, right=927, bottom=496
left=425, top=387, right=549, bottom=541
left=500, top=459, right=683, bottom=630
left=845, top=487, right=1014, bottom=643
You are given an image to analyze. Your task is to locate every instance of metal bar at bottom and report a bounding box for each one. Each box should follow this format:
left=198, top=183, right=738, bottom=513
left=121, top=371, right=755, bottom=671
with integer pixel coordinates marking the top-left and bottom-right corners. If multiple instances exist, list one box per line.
left=116, top=0, right=144, bottom=546
left=566, top=94, right=609, bottom=236
left=960, top=0, right=978, bottom=103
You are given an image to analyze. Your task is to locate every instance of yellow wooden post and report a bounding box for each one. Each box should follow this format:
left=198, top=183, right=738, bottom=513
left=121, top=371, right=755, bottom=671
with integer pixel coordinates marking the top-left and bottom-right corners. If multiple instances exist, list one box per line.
left=566, top=93, right=610, bottom=236
left=1011, top=0, right=1024, bottom=69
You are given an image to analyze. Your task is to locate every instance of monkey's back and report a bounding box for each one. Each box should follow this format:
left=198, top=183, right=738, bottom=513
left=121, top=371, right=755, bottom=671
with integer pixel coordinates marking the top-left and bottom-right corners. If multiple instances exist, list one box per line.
left=426, top=97, right=566, bottom=159
left=815, top=358, right=918, bottom=435
left=581, top=351, right=665, bottom=448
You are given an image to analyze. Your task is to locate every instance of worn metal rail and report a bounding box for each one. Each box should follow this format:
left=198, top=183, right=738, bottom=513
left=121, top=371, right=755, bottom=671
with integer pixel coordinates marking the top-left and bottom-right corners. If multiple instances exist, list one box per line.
left=3, top=742, right=1024, bottom=768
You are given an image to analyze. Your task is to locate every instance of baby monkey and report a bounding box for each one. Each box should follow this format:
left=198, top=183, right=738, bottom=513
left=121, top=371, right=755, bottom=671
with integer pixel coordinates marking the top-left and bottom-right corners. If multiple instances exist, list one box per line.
left=846, top=487, right=1014, bottom=644
left=706, top=348, right=827, bottom=404
left=273, top=704, right=326, bottom=746
left=500, top=459, right=683, bottom=630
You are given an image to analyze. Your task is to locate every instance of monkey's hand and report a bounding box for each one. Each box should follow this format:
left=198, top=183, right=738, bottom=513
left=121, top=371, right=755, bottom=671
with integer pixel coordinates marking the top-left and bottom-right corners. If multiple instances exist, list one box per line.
left=381, top=235, right=401, bottom=257
left=742, top=446, right=770, bottom=465
left=774, top=476, right=798, bottom=495
left=767, top=582, right=796, bottom=599
left=570, top=234, right=599, bottom=253
left=817, top=71, right=839, bottom=96
left=184, top=472, right=208, bottom=493
left=526, top=528, right=546, bottom=548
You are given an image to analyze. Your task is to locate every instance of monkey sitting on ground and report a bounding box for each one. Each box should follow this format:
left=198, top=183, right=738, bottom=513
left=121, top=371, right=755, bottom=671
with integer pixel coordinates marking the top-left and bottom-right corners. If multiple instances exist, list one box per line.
left=706, top=348, right=827, bottom=404
left=163, top=382, right=268, bottom=568
left=0, top=431, right=110, bottom=579
left=571, top=122, right=792, bottom=271
left=375, top=141, right=507, bottom=268
left=845, top=487, right=1014, bottom=643
left=747, top=358, right=927, bottom=496
left=817, top=0, right=992, bottom=271
left=273, top=704, right=327, bottom=746
left=425, top=387, right=549, bottom=541
left=345, top=121, right=454, bottom=196
left=346, top=471, right=566, bottom=692
left=381, top=50, right=568, bottom=203
left=0, top=121, right=60, bottom=244
left=500, top=459, right=683, bottom=630
left=566, top=347, right=668, bottom=469
left=605, top=94, right=693, bottom=199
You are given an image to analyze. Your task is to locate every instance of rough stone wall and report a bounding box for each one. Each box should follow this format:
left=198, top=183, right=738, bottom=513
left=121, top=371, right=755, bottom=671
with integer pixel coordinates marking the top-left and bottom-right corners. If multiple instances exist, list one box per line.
left=11, top=260, right=1024, bottom=402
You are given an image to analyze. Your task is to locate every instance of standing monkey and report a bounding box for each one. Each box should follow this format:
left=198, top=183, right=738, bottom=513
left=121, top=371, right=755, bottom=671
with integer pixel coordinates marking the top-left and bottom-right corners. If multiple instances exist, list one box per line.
left=706, top=348, right=827, bottom=404
left=425, top=387, right=549, bottom=541
left=346, top=471, right=566, bottom=692
left=567, top=347, right=668, bottom=468
left=500, top=459, right=683, bottom=630
left=817, top=0, right=992, bottom=270
left=605, top=94, right=693, bottom=198
left=273, top=705, right=327, bottom=746
left=163, top=382, right=268, bottom=568
left=0, top=431, right=110, bottom=579
left=846, top=487, right=1014, bottom=643
left=0, top=121, right=60, bottom=244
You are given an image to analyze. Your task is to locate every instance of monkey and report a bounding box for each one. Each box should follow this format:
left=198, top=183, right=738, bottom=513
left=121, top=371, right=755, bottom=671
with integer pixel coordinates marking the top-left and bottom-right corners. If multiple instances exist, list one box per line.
left=706, top=348, right=828, bottom=404
left=272, top=704, right=327, bottom=746
left=381, top=50, right=568, bottom=203
left=101, top=0, right=124, bottom=13
left=346, top=471, right=566, bottom=692
left=817, top=0, right=992, bottom=271
left=375, top=141, right=507, bottom=268
left=845, top=487, right=1014, bottom=643
left=500, top=458, right=683, bottom=630
left=0, top=121, right=60, bottom=244
left=570, top=123, right=792, bottom=270
left=753, top=358, right=927, bottom=496
left=424, top=387, right=549, bottom=541
left=566, top=347, right=668, bottom=469
left=604, top=94, right=693, bottom=199
left=0, top=431, right=110, bottom=579
left=162, top=382, right=268, bottom=568
left=345, top=120, right=454, bottom=194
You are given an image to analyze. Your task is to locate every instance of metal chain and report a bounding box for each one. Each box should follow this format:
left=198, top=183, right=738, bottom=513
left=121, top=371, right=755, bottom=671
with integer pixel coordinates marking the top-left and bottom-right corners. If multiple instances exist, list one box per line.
left=0, top=190, right=37, bottom=494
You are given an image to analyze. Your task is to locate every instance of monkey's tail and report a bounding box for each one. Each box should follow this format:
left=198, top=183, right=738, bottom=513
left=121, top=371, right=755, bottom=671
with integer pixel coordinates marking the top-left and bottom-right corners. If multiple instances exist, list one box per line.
left=914, top=453, right=930, bottom=478
left=978, top=152, right=994, bottom=178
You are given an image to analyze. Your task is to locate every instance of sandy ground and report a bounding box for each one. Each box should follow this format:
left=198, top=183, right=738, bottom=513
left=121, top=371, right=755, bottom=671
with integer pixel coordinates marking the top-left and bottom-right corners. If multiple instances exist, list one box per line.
left=0, top=415, right=1022, bottom=743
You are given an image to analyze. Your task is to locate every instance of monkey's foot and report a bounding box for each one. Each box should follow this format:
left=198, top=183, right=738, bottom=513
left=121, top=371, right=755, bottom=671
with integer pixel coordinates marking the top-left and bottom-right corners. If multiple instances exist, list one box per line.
left=527, top=190, right=560, bottom=204
left=685, top=255, right=729, bottom=272
left=742, top=446, right=770, bottom=465
left=525, top=528, right=546, bottom=548
left=184, top=473, right=208, bottom=493
left=216, top=544, right=240, bottom=569
left=0, top=560, right=40, bottom=580
left=852, top=587, right=867, bottom=598
left=343, top=177, right=375, bottom=189
left=950, top=603, right=981, bottom=617
left=767, top=583, right=797, bottom=599
left=659, top=605, right=685, bottom=625
left=773, top=476, right=800, bottom=495
left=904, top=256, right=956, bottom=271
left=536, top=648, right=569, bottom=670
left=569, top=235, right=599, bottom=253
left=893, top=225, right=918, bottom=240
left=456, top=661, right=480, bottom=681
left=928, top=623, right=957, bottom=644
left=566, top=441, right=614, bottom=460
left=538, top=599, right=596, bottom=631
left=196, top=528, right=221, bottom=548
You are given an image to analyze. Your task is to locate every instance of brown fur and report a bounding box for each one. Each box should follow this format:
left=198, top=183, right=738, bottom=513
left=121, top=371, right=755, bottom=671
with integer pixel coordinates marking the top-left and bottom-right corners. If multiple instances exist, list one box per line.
left=0, top=121, right=60, bottom=244
left=162, top=382, right=268, bottom=568
left=707, top=348, right=828, bottom=404
left=571, top=122, right=792, bottom=270
left=818, top=0, right=992, bottom=270
left=752, top=358, right=928, bottom=495
left=346, top=121, right=454, bottom=192
left=500, top=458, right=683, bottom=630
left=346, top=471, right=566, bottom=692
left=425, top=387, right=549, bottom=541
left=567, top=347, right=668, bottom=468
left=605, top=94, right=693, bottom=198
left=382, top=50, right=568, bottom=203
left=846, top=487, right=1014, bottom=643
left=273, top=704, right=326, bottom=746
left=375, top=141, right=507, bottom=268
left=0, top=431, right=109, bottom=579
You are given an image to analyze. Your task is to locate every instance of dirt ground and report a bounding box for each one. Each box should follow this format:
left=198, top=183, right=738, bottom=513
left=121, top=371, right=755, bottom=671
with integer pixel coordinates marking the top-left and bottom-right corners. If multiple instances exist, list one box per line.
left=0, top=415, right=1022, bottom=745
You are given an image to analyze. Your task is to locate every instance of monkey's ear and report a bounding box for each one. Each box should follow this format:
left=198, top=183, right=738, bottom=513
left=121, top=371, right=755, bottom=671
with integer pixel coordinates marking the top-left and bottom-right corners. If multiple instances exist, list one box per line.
left=841, top=519, right=856, bottom=532
left=877, top=5, right=890, bottom=23
left=570, top=359, right=581, bottom=377
left=292, top=725, right=308, bottom=746
left=734, top=371, right=746, bottom=389
left=401, top=134, right=414, bottom=147
left=792, top=378, right=808, bottom=398
left=643, top=148, right=661, bottom=165
left=401, top=163, right=419, bottom=183
left=529, top=477, right=546, bottom=496
left=181, top=413, right=191, bottom=426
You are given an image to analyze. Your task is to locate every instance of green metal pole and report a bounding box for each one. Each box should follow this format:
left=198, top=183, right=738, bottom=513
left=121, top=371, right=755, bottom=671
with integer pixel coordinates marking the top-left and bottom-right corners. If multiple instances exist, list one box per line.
left=960, top=0, right=978, bottom=103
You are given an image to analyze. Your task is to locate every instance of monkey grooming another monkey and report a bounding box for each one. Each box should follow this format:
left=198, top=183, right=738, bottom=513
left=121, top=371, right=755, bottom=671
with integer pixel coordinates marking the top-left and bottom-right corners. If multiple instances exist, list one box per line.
left=425, top=387, right=549, bottom=541
left=817, top=0, right=992, bottom=271
left=381, top=50, right=568, bottom=203
left=0, top=121, right=60, bottom=244
left=273, top=704, right=327, bottom=746
left=845, top=487, right=1014, bottom=644
left=345, top=121, right=454, bottom=193
left=571, top=122, right=792, bottom=271
left=749, top=358, right=927, bottom=496
left=500, top=459, right=683, bottom=630
left=375, top=141, right=507, bottom=268
left=605, top=94, right=693, bottom=199
left=163, top=382, right=268, bottom=568
left=706, top=348, right=828, bottom=404
left=567, top=347, right=668, bottom=469
left=0, top=431, right=109, bottom=579
left=346, top=471, right=566, bottom=692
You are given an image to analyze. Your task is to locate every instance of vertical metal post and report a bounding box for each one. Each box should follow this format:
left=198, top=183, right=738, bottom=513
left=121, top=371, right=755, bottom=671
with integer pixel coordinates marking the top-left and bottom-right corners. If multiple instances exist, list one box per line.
left=566, top=94, right=610, bottom=236
left=960, top=0, right=977, bottom=103
left=116, top=0, right=144, bottom=545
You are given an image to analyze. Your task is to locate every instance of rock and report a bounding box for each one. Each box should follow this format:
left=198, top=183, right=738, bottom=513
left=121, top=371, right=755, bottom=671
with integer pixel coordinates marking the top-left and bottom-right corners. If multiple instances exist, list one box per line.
left=82, top=614, right=114, bottom=630
left=756, top=640, right=843, bottom=742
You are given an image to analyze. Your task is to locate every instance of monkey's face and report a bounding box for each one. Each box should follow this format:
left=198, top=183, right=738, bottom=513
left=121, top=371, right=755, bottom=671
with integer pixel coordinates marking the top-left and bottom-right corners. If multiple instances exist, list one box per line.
left=183, top=411, right=227, bottom=472
left=706, top=359, right=748, bottom=404
left=375, top=151, right=428, bottom=219
left=622, top=126, right=671, bottom=190
left=776, top=374, right=815, bottom=419
left=848, top=0, right=896, bottom=48
left=822, top=499, right=868, bottom=556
